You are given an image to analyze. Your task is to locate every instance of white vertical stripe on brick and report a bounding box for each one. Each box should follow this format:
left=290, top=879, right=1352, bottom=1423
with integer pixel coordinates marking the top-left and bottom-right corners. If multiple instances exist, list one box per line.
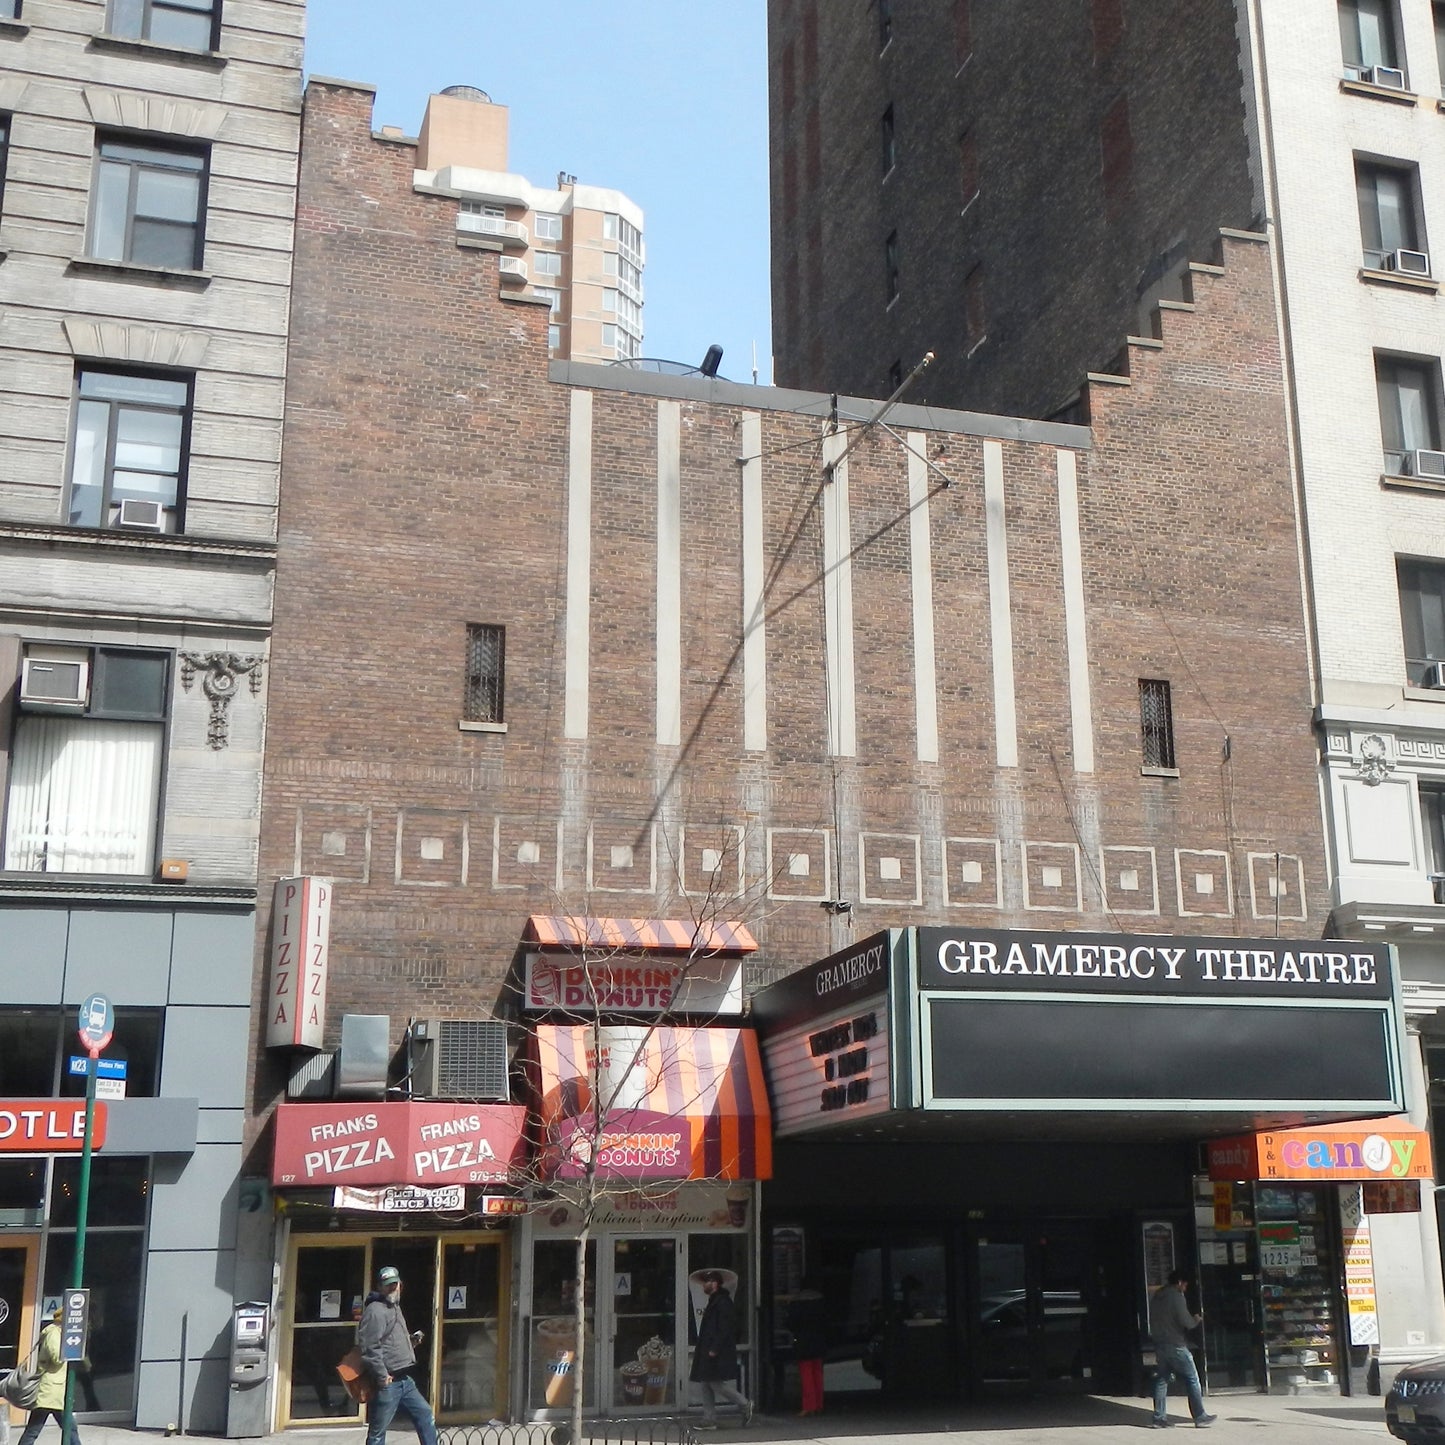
left=822, top=430, right=857, bottom=757
left=984, top=439, right=1019, bottom=769
left=740, top=412, right=768, bottom=752
left=907, top=431, right=939, bottom=763
left=656, top=400, right=682, bottom=747
left=1055, top=448, right=1095, bottom=773
left=563, top=388, right=592, bottom=740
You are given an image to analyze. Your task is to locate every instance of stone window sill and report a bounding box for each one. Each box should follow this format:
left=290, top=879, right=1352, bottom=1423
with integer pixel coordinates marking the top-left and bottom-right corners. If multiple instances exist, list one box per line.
left=68, top=255, right=210, bottom=288
left=1403, top=686, right=1445, bottom=704
left=0, top=18, right=29, bottom=37
left=1340, top=76, right=1417, bottom=105
left=1141, top=766, right=1180, bottom=779
left=90, top=31, right=225, bottom=67
left=1359, top=266, right=1438, bottom=293
left=459, top=719, right=507, bottom=734
left=1381, top=471, right=1445, bottom=495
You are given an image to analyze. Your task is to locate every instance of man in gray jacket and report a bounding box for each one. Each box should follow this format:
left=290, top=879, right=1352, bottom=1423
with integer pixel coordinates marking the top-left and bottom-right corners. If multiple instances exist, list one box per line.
left=1148, top=1271, right=1216, bottom=1428
left=358, top=1266, right=436, bottom=1445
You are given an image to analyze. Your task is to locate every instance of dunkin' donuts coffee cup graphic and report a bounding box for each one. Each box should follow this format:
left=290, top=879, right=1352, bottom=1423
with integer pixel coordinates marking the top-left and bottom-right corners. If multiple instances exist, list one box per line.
left=636, top=1335, right=673, bottom=1405
left=619, top=1359, right=649, bottom=1406
left=726, top=1187, right=750, bottom=1227
left=535, top=1316, right=578, bottom=1407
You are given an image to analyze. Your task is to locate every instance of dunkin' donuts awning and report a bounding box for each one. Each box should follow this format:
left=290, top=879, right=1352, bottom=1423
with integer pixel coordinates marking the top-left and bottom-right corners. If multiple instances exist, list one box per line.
left=528, top=1024, right=772, bottom=1183
left=1206, top=1117, right=1434, bottom=1183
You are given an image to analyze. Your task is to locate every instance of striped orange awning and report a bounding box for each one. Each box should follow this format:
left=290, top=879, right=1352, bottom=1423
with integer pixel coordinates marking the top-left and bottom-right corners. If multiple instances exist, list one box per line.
left=528, top=1024, right=772, bottom=1183
left=524, top=915, right=758, bottom=954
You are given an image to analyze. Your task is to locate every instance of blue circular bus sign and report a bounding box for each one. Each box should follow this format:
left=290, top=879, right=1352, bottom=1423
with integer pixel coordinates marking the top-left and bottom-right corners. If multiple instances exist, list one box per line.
left=77, top=993, right=113, bottom=1056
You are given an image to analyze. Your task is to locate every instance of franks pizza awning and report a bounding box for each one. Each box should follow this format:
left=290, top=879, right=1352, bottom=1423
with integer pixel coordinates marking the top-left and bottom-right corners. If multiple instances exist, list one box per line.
left=524, top=915, right=758, bottom=953
left=1206, top=1117, right=1434, bottom=1182
left=528, top=1024, right=772, bottom=1183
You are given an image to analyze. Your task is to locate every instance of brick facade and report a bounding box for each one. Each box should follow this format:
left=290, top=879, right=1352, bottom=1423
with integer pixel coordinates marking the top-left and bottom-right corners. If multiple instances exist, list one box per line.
left=252, top=82, right=1320, bottom=1141
left=767, top=0, right=1259, bottom=419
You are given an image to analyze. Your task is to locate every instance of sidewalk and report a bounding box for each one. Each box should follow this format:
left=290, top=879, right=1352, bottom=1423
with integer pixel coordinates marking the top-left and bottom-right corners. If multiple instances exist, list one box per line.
left=68, top=1392, right=1392, bottom=1445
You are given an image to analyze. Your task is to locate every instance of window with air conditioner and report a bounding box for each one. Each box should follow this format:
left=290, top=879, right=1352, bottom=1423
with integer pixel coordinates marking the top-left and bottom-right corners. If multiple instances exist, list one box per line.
left=1399, top=557, right=1445, bottom=685
left=1377, top=354, right=1445, bottom=478
left=66, top=368, right=190, bottom=532
left=89, top=137, right=208, bottom=270
left=109, top=0, right=220, bottom=49
left=1339, top=0, right=1404, bottom=84
left=1356, top=159, right=1427, bottom=273
left=4, top=646, right=169, bottom=874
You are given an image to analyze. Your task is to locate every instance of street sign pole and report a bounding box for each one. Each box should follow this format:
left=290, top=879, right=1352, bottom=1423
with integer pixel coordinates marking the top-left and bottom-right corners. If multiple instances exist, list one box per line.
left=64, top=994, right=111, bottom=1445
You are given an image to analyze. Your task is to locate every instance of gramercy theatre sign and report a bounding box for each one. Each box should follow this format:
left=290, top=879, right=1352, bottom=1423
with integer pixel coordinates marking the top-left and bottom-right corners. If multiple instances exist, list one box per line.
left=917, top=928, right=1392, bottom=1001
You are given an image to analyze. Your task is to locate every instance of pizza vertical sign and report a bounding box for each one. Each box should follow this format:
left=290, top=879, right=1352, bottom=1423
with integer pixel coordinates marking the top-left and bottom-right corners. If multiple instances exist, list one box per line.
left=266, top=876, right=332, bottom=1050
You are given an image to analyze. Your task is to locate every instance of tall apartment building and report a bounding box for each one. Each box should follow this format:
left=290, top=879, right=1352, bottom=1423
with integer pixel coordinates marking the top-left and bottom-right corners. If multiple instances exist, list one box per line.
left=768, top=0, right=1445, bottom=1382
left=409, top=84, right=645, bottom=362
left=224, top=76, right=1431, bottom=1427
left=0, top=0, right=302, bottom=1430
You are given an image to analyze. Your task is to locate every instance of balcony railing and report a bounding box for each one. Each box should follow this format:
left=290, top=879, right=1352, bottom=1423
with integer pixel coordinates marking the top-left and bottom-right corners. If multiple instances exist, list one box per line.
left=457, top=213, right=529, bottom=248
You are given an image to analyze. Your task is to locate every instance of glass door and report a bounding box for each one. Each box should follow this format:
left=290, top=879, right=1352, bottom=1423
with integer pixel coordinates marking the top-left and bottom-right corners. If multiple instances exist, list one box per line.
left=284, top=1242, right=367, bottom=1424
left=0, top=1240, right=38, bottom=1431
left=608, top=1237, right=678, bottom=1410
left=437, top=1240, right=505, bottom=1421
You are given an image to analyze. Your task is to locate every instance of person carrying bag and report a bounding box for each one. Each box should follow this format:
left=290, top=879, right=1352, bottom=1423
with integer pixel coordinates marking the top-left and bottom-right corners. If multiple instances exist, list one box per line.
left=11, top=1309, right=81, bottom=1445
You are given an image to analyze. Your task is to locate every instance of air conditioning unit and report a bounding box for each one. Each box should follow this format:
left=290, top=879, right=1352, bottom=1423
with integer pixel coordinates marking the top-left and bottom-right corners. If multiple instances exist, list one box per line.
left=1386, top=248, right=1431, bottom=276
left=1369, top=65, right=1407, bottom=89
left=409, top=1018, right=509, bottom=1101
left=1406, top=449, right=1445, bottom=480
left=116, top=498, right=165, bottom=531
left=1422, top=661, right=1445, bottom=690
left=19, top=649, right=90, bottom=709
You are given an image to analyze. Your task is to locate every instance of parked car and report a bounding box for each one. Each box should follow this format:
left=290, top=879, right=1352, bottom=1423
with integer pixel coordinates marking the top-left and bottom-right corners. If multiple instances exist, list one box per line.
left=1387, top=1355, right=1445, bottom=1441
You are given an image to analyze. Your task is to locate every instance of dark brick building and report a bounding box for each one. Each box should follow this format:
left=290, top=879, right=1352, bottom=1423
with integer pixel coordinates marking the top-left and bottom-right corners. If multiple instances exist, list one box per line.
left=767, top=0, right=1260, bottom=418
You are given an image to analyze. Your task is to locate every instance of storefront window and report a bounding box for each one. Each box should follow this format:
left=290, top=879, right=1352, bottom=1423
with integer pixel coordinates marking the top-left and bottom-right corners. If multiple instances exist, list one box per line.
left=613, top=1237, right=677, bottom=1408
left=0, top=1159, right=46, bottom=1226
left=288, top=1244, right=367, bottom=1421
left=0, top=1010, right=62, bottom=1094
left=529, top=1239, right=596, bottom=1413
left=43, top=1229, right=144, bottom=1415
left=439, top=1242, right=502, bottom=1415
left=0, top=1007, right=162, bottom=1098
left=50, top=1157, right=149, bottom=1229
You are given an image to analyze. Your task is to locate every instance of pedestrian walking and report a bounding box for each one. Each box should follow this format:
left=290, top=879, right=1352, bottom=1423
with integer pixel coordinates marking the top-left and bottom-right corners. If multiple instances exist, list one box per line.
left=784, top=1289, right=826, bottom=1417
left=357, top=1267, right=435, bottom=1445
left=16, top=1309, right=79, bottom=1445
left=690, top=1271, right=752, bottom=1429
left=1148, top=1271, right=1216, bottom=1429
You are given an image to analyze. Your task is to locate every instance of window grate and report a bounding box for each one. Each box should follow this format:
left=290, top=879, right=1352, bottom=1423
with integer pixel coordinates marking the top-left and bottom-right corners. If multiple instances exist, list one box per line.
left=1139, top=678, right=1176, bottom=769
left=464, top=623, right=505, bottom=723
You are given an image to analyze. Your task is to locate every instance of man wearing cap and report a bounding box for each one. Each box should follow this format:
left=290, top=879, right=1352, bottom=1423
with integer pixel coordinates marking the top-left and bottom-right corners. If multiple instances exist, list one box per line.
left=15, top=1308, right=79, bottom=1445
left=357, top=1267, right=435, bottom=1445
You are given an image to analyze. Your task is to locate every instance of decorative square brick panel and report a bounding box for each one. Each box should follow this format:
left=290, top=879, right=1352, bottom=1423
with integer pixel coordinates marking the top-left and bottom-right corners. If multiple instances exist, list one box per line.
left=767, top=827, right=832, bottom=902
left=1247, top=852, right=1307, bottom=922
left=1100, top=845, right=1159, bottom=916
left=294, top=803, right=372, bottom=883
left=1021, top=842, right=1082, bottom=912
left=679, top=824, right=746, bottom=898
left=587, top=820, right=657, bottom=893
left=859, top=832, right=922, bottom=905
left=492, top=817, right=563, bottom=891
left=395, top=809, right=468, bottom=888
left=943, top=837, right=1001, bottom=908
left=1176, top=848, right=1233, bottom=918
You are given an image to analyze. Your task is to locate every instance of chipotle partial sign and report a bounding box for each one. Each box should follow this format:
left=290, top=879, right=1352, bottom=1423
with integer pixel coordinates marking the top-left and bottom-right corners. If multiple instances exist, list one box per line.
left=0, top=1100, right=107, bottom=1152
left=271, top=1102, right=526, bottom=1187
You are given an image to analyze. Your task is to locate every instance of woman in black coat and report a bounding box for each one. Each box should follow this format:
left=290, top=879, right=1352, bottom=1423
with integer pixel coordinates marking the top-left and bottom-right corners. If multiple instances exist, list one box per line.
left=690, top=1272, right=752, bottom=1428
left=785, top=1290, right=827, bottom=1416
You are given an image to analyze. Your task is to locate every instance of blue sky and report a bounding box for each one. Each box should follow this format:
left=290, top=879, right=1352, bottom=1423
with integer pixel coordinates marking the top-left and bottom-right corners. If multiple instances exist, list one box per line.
left=303, top=0, right=774, bottom=382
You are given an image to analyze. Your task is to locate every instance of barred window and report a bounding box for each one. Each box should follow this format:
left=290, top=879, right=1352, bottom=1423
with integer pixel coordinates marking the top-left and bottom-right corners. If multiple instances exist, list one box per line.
left=1139, top=679, right=1176, bottom=770
left=464, top=624, right=505, bottom=724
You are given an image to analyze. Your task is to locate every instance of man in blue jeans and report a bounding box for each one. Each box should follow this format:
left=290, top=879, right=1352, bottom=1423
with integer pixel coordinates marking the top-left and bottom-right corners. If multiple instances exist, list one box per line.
left=1147, top=1271, right=1216, bottom=1428
left=358, top=1266, right=437, bottom=1445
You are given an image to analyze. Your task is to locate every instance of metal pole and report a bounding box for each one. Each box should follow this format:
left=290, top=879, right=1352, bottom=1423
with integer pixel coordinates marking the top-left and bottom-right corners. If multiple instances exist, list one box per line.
left=62, top=1054, right=98, bottom=1445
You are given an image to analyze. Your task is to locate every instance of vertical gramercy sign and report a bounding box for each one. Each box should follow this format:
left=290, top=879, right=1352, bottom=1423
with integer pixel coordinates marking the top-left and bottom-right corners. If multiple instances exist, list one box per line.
left=914, top=928, right=1394, bottom=1001
left=266, top=876, right=333, bottom=1049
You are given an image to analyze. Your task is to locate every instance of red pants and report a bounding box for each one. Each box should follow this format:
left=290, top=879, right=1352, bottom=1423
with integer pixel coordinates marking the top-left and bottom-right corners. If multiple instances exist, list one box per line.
left=798, top=1357, right=824, bottom=1414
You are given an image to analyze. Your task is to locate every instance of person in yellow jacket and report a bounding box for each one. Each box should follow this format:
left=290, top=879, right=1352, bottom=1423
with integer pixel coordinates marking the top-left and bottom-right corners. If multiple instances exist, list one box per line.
left=16, top=1310, right=81, bottom=1445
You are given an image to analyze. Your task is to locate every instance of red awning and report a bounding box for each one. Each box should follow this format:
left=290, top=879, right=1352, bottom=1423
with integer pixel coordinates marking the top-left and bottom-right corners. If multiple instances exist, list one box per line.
left=1206, top=1116, right=1433, bottom=1182
left=524, top=915, right=758, bottom=953
left=528, top=1024, right=772, bottom=1183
